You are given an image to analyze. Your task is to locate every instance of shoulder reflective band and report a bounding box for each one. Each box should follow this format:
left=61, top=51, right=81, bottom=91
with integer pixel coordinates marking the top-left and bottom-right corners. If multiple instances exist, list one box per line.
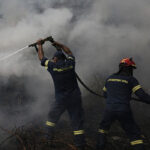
left=46, top=121, right=55, bottom=127
left=103, top=86, right=107, bottom=92
left=108, top=79, right=128, bottom=84
left=98, top=129, right=108, bottom=134
left=68, top=56, right=74, bottom=60
left=132, top=85, right=142, bottom=93
left=130, top=140, right=143, bottom=145
left=45, top=60, right=50, bottom=70
left=73, top=130, right=84, bottom=135
left=53, top=66, right=73, bottom=72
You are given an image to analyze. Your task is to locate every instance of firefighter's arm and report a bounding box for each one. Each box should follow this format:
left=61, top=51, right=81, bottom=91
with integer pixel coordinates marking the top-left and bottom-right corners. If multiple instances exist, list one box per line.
left=52, top=41, right=73, bottom=55
left=37, top=39, right=45, bottom=60
left=134, top=88, right=150, bottom=104
left=131, top=77, right=150, bottom=104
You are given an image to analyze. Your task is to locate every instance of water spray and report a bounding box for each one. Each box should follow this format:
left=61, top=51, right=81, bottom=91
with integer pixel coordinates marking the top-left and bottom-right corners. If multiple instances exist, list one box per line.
left=0, top=46, right=29, bottom=61
left=0, top=36, right=54, bottom=61
left=28, top=36, right=54, bottom=48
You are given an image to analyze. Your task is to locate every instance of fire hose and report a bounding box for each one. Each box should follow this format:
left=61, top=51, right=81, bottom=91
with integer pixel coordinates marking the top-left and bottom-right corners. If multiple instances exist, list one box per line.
left=0, top=36, right=141, bottom=102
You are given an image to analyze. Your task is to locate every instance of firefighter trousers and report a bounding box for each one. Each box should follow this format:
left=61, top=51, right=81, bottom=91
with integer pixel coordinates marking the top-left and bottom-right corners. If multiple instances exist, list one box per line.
left=45, top=91, right=85, bottom=148
left=97, top=110, right=145, bottom=150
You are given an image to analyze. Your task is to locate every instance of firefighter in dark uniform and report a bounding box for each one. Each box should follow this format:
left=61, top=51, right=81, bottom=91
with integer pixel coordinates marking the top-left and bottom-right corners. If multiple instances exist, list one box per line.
left=97, top=58, right=150, bottom=150
left=36, top=39, right=85, bottom=150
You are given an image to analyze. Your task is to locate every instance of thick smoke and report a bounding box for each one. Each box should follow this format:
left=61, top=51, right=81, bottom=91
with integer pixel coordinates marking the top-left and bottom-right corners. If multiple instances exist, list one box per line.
left=0, top=0, right=150, bottom=130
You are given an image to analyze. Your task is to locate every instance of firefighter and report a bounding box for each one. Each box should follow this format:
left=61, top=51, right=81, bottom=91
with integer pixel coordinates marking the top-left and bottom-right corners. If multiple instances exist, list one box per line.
left=97, top=58, right=150, bottom=150
left=36, top=39, right=85, bottom=150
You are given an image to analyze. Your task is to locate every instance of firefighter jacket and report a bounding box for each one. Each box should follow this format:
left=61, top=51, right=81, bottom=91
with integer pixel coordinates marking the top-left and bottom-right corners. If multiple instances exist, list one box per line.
left=103, top=74, right=150, bottom=111
left=41, top=54, right=81, bottom=97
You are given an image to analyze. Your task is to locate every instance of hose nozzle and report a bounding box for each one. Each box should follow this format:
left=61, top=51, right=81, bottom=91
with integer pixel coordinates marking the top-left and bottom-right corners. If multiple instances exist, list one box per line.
left=28, top=36, right=54, bottom=47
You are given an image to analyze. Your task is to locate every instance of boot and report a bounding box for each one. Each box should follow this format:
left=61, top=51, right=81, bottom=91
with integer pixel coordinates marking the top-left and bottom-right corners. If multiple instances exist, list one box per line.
left=97, top=133, right=107, bottom=150
left=132, top=144, right=145, bottom=150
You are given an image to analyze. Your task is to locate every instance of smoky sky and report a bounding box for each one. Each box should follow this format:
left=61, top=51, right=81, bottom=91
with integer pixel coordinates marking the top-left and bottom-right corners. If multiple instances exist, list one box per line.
left=0, top=0, right=150, bottom=128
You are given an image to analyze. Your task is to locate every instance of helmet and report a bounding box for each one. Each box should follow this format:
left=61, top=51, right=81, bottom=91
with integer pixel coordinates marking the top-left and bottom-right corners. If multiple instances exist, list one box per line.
left=120, top=58, right=136, bottom=68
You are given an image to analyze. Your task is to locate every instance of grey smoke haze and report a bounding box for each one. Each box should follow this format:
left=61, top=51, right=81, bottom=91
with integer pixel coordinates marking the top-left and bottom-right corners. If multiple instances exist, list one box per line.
left=0, top=0, right=150, bottom=129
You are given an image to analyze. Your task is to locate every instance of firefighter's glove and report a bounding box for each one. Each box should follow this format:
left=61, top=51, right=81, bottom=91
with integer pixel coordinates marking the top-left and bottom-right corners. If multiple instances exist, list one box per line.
left=37, top=39, right=45, bottom=46
left=47, top=36, right=54, bottom=43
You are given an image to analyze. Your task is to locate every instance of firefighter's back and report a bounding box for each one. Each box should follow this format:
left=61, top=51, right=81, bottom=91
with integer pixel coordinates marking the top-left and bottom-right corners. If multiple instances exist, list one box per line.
left=104, top=74, right=135, bottom=111
left=46, top=56, right=81, bottom=97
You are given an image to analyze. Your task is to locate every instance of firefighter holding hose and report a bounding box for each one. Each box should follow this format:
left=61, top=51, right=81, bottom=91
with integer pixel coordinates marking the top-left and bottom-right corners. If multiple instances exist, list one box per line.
left=36, top=38, right=85, bottom=150
left=97, top=58, right=150, bottom=150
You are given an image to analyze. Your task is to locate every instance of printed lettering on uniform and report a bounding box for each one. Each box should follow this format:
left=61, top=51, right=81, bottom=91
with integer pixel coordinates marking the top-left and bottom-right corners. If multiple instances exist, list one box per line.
left=108, top=79, right=128, bottom=84
left=53, top=66, right=73, bottom=72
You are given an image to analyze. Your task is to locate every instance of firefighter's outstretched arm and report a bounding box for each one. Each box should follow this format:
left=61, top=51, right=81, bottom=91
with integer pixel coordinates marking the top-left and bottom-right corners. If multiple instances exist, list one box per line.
left=135, top=88, right=150, bottom=104
left=37, top=39, right=45, bottom=60
left=131, top=77, right=150, bottom=104
left=52, top=41, right=73, bottom=55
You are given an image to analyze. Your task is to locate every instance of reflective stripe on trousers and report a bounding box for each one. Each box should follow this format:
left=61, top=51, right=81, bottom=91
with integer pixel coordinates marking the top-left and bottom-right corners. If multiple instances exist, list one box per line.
left=73, top=130, right=84, bottom=135
left=46, top=121, right=56, bottom=127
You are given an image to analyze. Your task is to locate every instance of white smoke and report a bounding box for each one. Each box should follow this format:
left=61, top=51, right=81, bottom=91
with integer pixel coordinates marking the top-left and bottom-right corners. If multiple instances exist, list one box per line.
left=0, top=0, right=74, bottom=129
left=69, top=0, right=150, bottom=88
left=0, top=0, right=150, bottom=130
